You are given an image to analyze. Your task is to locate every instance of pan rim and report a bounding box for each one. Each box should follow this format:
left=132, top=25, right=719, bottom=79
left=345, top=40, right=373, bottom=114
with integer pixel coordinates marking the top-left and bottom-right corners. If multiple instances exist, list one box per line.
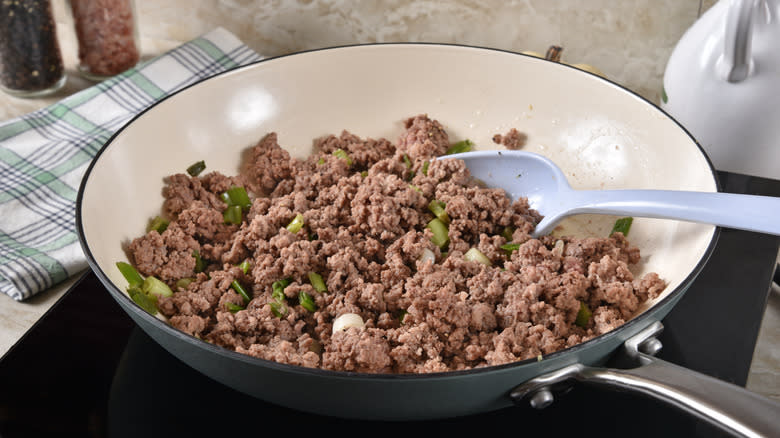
left=75, top=41, right=722, bottom=381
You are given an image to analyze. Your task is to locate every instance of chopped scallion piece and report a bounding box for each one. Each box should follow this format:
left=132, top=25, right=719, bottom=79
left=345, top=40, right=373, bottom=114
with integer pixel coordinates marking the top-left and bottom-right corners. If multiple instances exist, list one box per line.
left=220, top=191, right=232, bottom=205
left=299, top=291, right=317, bottom=312
left=427, top=218, right=449, bottom=249
left=223, top=205, right=243, bottom=225
left=445, top=139, right=473, bottom=155
left=142, top=276, right=173, bottom=298
left=402, top=153, right=412, bottom=169
left=501, top=225, right=515, bottom=241
left=232, top=280, right=251, bottom=303
left=186, top=160, right=206, bottom=177
left=308, top=272, right=327, bottom=293
left=238, top=260, right=251, bottom=275
left=225, top=302, right=245, bottom=313
left=226, top=186, right=251, bottom=211
left=317, top=157, right=325, bottom=165
left=269, top=301, right=288, bottom=318
left=360, top=171, right=368, bottom=178
left=428, top=199, right=450, bottom=224
left=399, top=310, right=408, bottom=325
left=192, top=250, right=205, bottom=273
left=332, top=149, right=352, bottom=166
left=575, top=301, right=592, bottom=328
left=286, top=213, right=304, bottom=233
left=464, top=247, right=492, bottom=266
left=116, top=261, right=144, bottom=287
left=176, top=277, right=194, bottom=290
left=271, top=278, right=291, bottom=301
left=610, top=217, right=634, bottom=236
left=500, top=243, right=521, bottom=252
left=409, top=184, right=422, bottom=193
left=128, top=286, right=158, bottom=315
left=146, top=216, right=169, bottom=234
left=421, top=160, right=430, bottom=176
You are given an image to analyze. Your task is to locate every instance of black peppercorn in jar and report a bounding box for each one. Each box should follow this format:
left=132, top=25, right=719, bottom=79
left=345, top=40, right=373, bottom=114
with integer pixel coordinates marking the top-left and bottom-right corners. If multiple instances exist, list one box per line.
left=69, top=0, right=140, bottom=81
left=0, top=0, right=66, bottom=97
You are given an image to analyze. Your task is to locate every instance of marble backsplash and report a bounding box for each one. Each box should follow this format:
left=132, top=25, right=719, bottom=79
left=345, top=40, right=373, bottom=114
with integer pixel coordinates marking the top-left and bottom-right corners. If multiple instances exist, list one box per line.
left=52, top=0, right=717, bottom=105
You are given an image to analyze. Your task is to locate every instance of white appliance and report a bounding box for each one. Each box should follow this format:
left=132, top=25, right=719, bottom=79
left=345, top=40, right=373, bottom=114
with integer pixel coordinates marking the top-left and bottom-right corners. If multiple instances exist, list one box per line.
left=662, top=0, right=780, bottom=180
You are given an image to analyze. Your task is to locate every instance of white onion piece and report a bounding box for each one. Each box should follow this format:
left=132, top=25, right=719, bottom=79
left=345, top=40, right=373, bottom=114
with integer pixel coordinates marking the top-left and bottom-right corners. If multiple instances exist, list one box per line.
left=418, top=248, right=436, bottom=265
left=552, top=239, right=565, bottom=257
left=332, top=313, right=365, bottom=333
left=464, top=247, right=492, bottom=266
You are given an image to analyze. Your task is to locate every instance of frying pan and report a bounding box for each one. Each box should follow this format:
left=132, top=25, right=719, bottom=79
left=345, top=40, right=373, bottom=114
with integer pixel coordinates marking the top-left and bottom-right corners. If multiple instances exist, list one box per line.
left=75, top=44, right=780, bottom=437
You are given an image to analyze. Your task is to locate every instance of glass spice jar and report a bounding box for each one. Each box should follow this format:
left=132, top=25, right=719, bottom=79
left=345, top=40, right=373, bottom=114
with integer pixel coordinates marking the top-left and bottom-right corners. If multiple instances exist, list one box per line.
left=0, top=0, right=66, bottom=97
left=69, top=0, right=140, bottom=81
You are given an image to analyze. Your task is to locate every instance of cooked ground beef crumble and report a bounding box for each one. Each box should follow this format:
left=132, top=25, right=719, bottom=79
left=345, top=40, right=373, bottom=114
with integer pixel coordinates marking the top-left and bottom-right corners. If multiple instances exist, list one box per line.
left=126, top=114, right=665, bottom=373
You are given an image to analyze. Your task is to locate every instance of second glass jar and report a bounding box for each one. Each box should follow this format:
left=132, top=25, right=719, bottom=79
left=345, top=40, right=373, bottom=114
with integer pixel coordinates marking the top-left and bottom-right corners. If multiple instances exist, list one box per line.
left=69, top=0, right=140, bottom=81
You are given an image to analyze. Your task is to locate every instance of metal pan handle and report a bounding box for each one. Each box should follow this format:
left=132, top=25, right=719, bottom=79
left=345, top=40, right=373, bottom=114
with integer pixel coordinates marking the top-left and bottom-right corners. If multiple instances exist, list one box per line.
left=510, top=321, right=780, bottom=438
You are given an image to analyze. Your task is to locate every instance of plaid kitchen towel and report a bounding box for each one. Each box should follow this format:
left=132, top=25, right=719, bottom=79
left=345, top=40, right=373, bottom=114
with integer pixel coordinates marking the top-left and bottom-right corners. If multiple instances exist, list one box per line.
left=0, top=28, right=263, bottom=301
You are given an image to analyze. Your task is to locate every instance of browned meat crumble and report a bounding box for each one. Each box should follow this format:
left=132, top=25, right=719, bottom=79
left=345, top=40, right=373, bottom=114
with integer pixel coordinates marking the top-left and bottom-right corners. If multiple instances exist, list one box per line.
left=492, top=128, right=527, bottom=150
left=127, top=114, right=665, bottom=373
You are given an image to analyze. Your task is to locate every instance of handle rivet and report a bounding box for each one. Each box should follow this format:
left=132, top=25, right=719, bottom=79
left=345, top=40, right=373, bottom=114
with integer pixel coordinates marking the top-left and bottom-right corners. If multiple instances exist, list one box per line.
left=639, top=337, right=663, bottom=356
left=528, top=388, right=554, bottom=409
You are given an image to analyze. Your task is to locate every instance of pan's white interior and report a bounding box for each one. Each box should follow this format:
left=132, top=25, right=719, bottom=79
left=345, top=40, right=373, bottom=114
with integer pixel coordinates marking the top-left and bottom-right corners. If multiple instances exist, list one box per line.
left=80, top=44, right=716, bottom=323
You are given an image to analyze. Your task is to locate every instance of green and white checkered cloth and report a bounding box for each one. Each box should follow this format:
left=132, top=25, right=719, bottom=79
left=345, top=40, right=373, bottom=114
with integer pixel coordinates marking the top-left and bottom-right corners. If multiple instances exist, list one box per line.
left=0, top=28, right=262, bottom=301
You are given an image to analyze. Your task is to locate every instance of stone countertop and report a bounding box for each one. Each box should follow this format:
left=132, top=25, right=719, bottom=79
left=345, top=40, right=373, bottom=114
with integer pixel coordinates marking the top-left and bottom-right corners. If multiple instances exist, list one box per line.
left=0, top=0, right=777, bottom=401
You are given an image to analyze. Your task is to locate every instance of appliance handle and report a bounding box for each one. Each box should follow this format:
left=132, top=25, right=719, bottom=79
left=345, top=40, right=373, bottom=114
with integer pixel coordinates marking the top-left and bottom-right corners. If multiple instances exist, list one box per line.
left=718, top=0, right=757, bottom=82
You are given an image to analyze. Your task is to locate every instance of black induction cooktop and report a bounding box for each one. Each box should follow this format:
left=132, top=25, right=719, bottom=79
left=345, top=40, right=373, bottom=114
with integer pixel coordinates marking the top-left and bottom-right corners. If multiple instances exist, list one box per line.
left=1, top=171, right=778, bottom=438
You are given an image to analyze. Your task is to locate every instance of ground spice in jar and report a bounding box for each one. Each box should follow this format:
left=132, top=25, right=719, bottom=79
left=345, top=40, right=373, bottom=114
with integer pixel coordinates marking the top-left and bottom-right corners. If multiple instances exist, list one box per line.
left=0, top=0, right=65, bottom=96
left=70, top=0, right=140, bottom=79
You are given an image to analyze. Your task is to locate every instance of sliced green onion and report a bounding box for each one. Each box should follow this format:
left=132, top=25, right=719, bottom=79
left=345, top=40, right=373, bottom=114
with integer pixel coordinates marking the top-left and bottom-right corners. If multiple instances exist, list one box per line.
left=610, top=217, right=634, bottom=236
left=421, top=160, right=430, bottom=176
left=402, top=153, right=412, bottom=169
left=227, top=186, right=252, bottom=211
left=116, top=261, right=144, bottom=287
left=299, top=291, right=317, bottom=312
left=238, top=259, right=251, bottom=275
left=332, top=149, right=352, bottom=166
left=399, top=310, right=408, bottom=325
left=128, top=286, right=158, bottom=315
left=142, top=276, right=173, bottom=298
left=186, top=160, right=206, bottom=177
left=192, top=250, right=205, bottom=273
left=271, top=278, right=291, bottom=301
left=223, top=205, right=243, bottom=225
left=176, top=277, right=194, bottom=290
left=500, top=243, right=521, bottom=253
left=575, top=301, right=592, bottom=328
left=286, top=213, right=304, bottom=233
left=308, top=272, right=327, bottom=293
left=269, top=301, right=288, bottom=318
left=464, top=247, right=492, bottom=266
left=409, top=184, right=422, bottom=193
left=232, top=280, right=251, bottom=303
left=445, top=139, right=473, bottom=155
left=146, top=216, right=169, bottom=234
left=317, top=157, right=325, bottom=165
left=360, top=171, right=368, bottom=178
left=427, top=218, right=449, bottom=249
left=225, top=302, right=245, bottom=313
left=220, top=191, right=232, bottom=205
left=427, top=199, right=450, bottom=224
left=501, top=225, right=515, bottom=241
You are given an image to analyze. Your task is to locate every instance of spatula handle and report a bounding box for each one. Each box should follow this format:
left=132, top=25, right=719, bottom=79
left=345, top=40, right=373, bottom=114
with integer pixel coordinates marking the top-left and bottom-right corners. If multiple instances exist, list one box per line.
left=562, top=189, right=780, bottom=235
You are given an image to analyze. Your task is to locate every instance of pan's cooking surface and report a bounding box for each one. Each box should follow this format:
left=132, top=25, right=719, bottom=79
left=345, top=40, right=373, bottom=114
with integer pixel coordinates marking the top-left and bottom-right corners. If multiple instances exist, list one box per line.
left=1, top=171, right=778, bottom=438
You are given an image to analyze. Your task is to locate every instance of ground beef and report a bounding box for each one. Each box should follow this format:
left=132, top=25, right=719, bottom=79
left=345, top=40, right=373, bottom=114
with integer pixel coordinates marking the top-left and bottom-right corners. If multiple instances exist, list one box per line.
left=492, top=128, right=527, bottom=150
left=126, top=114, right=665, bottom=373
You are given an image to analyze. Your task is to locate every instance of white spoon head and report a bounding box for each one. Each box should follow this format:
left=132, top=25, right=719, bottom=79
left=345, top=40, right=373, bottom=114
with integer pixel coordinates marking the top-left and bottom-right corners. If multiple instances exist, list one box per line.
left=443, top=150, right=571, bottom=217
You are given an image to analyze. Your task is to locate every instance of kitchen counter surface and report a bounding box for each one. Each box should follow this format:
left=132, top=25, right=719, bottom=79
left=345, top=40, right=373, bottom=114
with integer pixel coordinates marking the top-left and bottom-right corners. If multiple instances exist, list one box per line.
left=1, top=0, right=777, bottom=403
